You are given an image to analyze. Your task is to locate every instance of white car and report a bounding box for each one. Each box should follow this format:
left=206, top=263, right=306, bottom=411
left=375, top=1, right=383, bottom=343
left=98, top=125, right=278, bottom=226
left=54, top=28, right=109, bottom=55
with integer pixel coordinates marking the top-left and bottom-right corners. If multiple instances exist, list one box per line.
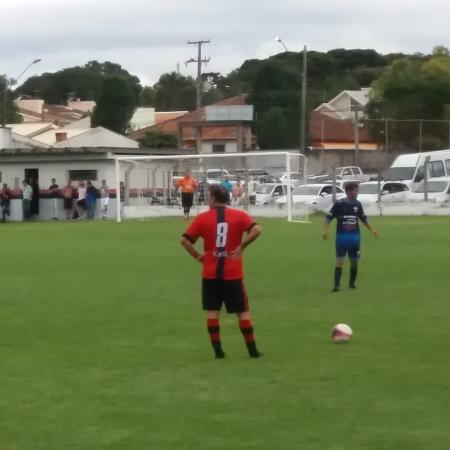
left=254, top=183, right=286, bottom=205
left=277, top=172, right=302, bottom=186
left=275, top=183, right=345, bottom=210
left=357, top=181, right=410, bottom=206
left=408, top=177, right=450, bottom=203
left=322, top=179, right=360, bottom=191
left=206, top=169, right=230, bottom=184
left=335, top=166, right=370, bottom=182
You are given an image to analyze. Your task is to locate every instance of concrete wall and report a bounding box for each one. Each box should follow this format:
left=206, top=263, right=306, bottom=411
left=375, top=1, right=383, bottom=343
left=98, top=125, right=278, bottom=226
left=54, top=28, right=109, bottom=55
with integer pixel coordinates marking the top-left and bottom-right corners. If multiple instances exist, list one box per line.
left=0, top=160, right=119, bottom=189
left=0, top=128, right=13, bottom=149
left=4, top=198, right=118, bottom=221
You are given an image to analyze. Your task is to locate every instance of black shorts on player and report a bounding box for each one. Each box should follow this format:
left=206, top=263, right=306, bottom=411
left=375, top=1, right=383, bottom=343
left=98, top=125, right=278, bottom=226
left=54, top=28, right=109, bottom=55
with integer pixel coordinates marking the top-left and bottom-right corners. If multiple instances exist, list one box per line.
left=336, top=245, right=361, bottom=261
left=181, top=192, right=194, bottom=209
left=202, top=279, right=248, bottom=313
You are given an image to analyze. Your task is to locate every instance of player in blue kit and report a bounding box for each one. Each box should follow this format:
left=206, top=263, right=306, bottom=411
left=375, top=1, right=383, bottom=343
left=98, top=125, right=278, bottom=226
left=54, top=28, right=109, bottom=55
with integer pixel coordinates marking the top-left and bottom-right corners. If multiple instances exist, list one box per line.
left=323, top=182, right=378, bottom=292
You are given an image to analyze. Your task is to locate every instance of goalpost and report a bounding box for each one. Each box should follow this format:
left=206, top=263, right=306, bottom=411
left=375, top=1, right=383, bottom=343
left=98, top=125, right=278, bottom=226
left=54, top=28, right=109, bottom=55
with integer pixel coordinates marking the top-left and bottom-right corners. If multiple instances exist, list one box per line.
left=114, top=151, right=309, bottom=223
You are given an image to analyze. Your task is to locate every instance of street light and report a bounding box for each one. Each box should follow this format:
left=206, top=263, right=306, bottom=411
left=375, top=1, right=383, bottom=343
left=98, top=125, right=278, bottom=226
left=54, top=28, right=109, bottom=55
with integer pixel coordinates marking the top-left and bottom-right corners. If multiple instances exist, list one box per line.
left=2, top=58, right=42, bottom=127
left=273, top=36, right=288, bottom=52
left=272, top=37, right=307, bottom=154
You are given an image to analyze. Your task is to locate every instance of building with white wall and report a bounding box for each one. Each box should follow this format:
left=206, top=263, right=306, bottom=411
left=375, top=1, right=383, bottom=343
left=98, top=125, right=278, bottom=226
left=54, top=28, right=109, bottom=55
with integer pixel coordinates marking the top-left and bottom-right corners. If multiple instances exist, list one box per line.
left=315, top=88, right=371, bottom=121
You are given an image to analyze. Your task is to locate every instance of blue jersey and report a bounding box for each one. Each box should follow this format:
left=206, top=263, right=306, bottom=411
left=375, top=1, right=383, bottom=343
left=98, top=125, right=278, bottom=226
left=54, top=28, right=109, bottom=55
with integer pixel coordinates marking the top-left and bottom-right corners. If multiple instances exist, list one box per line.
left=326, top=198, right=368, bottom=248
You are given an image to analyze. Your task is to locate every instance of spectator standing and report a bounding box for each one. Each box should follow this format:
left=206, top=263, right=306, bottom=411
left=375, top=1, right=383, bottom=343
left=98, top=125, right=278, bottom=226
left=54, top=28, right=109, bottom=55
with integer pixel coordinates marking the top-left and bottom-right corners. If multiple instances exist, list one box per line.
left=29, top=177, right=40, bottom=217
left=62, top=181, right=74, bottom=220
left=86, top=181, right=98, bottom=219
left=100, top=180, right=109, bottom=219
left=22, top=180, right=33, bottom=220
left=231, top=180, right=244, bottom=207
left=0, top=183, right=12, bottom=223
left=220, top=176, right=233, bottom=204
left=48, top=178, right=59, bottom=220
left=76, top=181, right=87, bottom=219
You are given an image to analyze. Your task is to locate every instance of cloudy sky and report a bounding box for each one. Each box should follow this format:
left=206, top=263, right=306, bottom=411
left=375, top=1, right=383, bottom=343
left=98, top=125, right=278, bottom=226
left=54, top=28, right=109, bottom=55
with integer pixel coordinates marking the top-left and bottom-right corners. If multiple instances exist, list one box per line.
left=1, top=0, right=448, bottom=86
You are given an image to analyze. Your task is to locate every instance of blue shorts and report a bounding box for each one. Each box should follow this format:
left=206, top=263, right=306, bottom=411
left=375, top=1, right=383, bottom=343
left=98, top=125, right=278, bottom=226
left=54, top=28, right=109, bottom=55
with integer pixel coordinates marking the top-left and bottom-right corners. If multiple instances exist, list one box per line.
left=336, top=234, right=361, bottom=260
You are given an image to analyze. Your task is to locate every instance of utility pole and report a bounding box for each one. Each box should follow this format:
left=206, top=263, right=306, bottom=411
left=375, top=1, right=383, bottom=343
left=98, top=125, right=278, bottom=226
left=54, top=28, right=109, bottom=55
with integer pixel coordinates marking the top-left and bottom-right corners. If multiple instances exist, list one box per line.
left=300, top=45, right=307, bottom=154
left=186, top=40, right=210, bottom=154
left=351, top=102, right=363, bottom=165
left=419, top=119, right=423, bottom=152
left=273, top=39, right=307, bottom=154
left=354, top=109, right=360, bottom=160
left=385, top=118, right=389, bottom=153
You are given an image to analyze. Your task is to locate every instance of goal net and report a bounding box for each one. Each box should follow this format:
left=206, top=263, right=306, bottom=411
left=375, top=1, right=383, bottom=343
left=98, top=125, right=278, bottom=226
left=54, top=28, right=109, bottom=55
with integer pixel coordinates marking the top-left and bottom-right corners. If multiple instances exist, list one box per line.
left=113, top=151, right=309, bottom=222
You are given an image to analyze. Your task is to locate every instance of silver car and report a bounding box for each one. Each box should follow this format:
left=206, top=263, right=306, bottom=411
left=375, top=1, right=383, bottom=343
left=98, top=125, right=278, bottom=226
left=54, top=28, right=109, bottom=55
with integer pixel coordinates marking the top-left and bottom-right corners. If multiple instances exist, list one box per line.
left=255, top=183, right=286, bottom=205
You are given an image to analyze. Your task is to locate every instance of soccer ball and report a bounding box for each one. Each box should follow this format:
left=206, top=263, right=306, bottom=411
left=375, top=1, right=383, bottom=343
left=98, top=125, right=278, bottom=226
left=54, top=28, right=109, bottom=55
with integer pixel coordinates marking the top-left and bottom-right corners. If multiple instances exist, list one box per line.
left=332, top=323, right=352, bottom=343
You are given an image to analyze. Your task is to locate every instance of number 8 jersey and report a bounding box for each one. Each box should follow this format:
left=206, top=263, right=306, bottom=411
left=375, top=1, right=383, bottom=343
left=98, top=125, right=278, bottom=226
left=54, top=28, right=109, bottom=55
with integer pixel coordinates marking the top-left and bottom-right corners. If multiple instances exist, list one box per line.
left=183, top=207, right=257, bottom=280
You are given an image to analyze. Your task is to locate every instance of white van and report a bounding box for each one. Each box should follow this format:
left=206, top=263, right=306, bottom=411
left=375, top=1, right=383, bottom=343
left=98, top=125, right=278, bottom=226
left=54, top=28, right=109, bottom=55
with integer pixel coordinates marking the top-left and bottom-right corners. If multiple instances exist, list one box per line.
left=386, top=150, right=450, bottom=188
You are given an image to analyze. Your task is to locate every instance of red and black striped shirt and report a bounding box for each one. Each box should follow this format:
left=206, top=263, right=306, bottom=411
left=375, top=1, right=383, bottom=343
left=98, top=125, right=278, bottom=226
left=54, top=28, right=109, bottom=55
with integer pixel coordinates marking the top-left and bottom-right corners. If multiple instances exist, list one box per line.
left=183, top=207, right=256, bottom=280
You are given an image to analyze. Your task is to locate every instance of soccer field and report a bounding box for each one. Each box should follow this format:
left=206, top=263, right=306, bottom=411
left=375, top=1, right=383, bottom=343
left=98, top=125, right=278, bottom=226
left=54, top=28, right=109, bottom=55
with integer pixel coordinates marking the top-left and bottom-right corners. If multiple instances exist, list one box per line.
left=1, top=216, right=449, bottom=450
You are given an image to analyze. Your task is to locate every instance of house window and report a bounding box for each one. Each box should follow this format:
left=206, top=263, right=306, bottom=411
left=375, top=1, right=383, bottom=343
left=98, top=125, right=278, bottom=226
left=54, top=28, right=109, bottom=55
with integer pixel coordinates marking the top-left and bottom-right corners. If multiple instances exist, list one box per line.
left=212, top=144, right=226, bottom=153
left=69, top=170, right=98, bottom=181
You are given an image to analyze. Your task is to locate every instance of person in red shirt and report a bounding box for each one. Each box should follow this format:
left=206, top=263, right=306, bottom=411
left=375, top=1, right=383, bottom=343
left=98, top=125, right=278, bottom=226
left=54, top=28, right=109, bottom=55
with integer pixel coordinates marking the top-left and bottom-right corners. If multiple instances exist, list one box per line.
left=0, top=183, right=12, bottom=223
left=176, top=170, right=198, bottom=220
left=180, top=184, right=262, bottom=359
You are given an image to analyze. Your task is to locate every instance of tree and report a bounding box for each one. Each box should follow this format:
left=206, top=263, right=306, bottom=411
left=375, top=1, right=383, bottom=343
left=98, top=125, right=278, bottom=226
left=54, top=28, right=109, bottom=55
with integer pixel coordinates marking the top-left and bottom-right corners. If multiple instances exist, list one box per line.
left=432, top=46, right=450, bottom=57
left=248, top=58, right=300, bottom=148
left=258, top=107, right=290, bottom=149
left=153, top=73, right=196, bottom=111
left=0, top=77, right=22, bottom=124
left=91, top=76, right=136, bottom=134
left=367, top=52, right=450, bottom=149
left=139, top=130, right=178, bottom=148
left=140, top=86, right=156, bottom=106
left=16, top=61, right=141, bottom=105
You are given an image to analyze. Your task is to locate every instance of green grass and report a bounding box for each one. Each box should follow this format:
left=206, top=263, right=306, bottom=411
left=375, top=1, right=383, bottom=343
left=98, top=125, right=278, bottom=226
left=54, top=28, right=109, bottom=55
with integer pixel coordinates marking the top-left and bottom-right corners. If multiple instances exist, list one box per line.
left=1, top=216, right=450, bottom=450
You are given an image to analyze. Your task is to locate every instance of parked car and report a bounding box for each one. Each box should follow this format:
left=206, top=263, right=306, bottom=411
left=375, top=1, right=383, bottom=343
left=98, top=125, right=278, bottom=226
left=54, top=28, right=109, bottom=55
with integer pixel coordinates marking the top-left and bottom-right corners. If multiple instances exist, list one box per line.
left=335, top=166, right=370, bottom=182
left=357, top=181, right=410, bottom=206
left=254, top=183, right=286, bottom=205
left=322, top=178, right=360, bottom=191
left=408, top=177, right=450, bottom=203
left=386, top=150, right=450, bottom=188
left=307, top=171, right=330, bottom=183
left=249, top=169, right=269, bottom=178
left=206, top=168, right=230, bottom=184
left=277, top=172, right=303, bottom=186
left=275, top=183, right=345, bottom=210
left=308, top=166, right=369, bottom=183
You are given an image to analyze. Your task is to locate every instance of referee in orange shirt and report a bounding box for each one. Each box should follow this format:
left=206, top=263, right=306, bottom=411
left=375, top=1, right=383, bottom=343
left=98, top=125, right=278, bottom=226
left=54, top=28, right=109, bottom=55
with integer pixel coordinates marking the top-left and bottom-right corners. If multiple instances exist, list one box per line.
left=176, top=170, right=198, bottom=220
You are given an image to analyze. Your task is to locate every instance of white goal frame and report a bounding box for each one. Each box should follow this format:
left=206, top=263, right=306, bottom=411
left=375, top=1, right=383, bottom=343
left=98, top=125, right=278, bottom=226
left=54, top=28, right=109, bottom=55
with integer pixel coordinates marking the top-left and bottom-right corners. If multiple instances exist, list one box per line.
left=114, top=151, right=308, bottom=223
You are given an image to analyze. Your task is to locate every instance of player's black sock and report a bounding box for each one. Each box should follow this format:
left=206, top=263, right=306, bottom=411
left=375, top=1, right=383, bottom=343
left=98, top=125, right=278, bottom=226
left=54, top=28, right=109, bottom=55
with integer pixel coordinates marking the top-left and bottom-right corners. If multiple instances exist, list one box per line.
left=239, top=320, right=261, bottom=358
left=213, top=343, right=225, bottom=359
left=207, top=319, right=225, bottom=358
left=246, top=341, right=262, bottom=358
left=334, top=267, right=342, bottom=289
left=350, top=266, right=358, bottom=288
